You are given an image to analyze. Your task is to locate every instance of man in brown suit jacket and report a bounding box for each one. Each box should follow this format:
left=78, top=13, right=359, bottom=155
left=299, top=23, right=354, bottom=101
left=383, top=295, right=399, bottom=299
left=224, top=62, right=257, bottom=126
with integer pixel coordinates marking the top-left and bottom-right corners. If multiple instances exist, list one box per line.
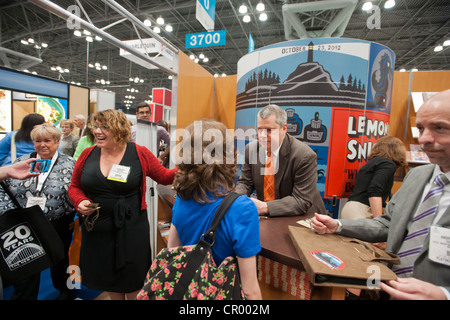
left=235, top=105, right=326, bottom=217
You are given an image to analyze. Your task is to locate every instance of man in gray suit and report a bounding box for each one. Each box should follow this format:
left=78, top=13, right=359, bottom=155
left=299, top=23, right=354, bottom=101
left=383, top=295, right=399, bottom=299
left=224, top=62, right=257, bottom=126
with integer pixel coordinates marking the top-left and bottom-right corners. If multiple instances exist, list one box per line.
left=312, top=89, right=450, bottom=300
left=235, top=104, right=326, bottom=217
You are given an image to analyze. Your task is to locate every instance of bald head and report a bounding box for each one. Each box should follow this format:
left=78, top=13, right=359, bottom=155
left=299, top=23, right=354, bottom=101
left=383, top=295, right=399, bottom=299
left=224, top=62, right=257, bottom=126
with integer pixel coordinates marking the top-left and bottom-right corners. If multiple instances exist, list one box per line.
left=416, top=89, right=450, bottom=172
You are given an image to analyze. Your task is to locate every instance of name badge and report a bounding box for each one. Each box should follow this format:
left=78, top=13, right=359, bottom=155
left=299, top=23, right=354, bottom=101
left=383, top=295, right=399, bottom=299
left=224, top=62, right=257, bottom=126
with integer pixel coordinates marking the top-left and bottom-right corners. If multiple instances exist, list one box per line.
left=107, top=164, right=131, bottom=183
left=429, top=226, right=450, bottom=267
left=26, top=196, right=46, bottom=211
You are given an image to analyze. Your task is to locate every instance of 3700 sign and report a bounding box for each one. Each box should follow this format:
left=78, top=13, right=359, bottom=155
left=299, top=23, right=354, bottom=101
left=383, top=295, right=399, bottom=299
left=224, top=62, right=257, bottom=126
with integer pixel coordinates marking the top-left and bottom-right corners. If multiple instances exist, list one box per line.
left=185, top=30, right=226, bottom=49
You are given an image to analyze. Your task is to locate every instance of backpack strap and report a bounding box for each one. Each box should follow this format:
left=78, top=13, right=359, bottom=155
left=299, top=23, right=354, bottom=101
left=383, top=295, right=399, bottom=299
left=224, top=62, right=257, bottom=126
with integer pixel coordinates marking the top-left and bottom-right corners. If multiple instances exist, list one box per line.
left=201, top=192, right=240, bottom=244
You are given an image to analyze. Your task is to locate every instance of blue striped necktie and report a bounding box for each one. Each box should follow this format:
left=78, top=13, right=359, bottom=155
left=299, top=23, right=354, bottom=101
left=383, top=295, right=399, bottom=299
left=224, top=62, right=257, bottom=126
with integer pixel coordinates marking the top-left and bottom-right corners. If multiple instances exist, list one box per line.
left=392, top=173, right=449, bottom=277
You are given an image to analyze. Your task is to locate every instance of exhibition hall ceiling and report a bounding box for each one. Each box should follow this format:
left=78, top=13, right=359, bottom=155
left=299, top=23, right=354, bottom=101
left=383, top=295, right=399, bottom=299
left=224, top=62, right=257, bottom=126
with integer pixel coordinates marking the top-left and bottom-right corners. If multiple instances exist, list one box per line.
left=0, top=0, right=449, bottom=108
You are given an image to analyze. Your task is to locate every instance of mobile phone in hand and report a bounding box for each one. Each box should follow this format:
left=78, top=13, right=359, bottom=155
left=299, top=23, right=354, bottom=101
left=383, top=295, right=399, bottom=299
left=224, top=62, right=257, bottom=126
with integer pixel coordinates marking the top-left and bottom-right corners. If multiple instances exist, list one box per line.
left=30, top=159, right=51, bottom=173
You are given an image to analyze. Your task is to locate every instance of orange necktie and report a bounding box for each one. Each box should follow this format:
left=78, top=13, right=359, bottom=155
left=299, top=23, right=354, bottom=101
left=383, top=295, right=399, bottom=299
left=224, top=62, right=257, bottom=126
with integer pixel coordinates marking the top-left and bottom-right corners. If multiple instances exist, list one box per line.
left=264, top=152, right=275, bottom=201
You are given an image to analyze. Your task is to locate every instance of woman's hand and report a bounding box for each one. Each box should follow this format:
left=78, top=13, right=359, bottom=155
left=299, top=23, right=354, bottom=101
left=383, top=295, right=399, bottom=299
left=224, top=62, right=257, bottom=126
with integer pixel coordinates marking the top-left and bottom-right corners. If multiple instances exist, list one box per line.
left=77, top=199, right=96, bottom=216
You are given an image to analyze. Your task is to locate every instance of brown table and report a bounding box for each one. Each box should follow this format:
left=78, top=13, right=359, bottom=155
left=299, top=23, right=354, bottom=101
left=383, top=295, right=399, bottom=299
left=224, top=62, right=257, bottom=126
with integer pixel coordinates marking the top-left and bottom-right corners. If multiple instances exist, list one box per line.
left=156, top=185, right=345, bottom=300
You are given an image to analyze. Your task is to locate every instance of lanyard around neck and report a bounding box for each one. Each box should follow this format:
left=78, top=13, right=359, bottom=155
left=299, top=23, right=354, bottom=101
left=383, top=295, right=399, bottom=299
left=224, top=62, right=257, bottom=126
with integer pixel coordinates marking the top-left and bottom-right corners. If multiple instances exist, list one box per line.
left=35, top=152, right=59, bottom=195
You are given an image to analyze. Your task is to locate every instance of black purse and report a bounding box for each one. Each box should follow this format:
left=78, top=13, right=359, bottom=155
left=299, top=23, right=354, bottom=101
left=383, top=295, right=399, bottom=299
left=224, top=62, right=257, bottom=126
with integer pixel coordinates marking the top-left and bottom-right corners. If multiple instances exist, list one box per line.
left=0, top=182, right=65, bottom=287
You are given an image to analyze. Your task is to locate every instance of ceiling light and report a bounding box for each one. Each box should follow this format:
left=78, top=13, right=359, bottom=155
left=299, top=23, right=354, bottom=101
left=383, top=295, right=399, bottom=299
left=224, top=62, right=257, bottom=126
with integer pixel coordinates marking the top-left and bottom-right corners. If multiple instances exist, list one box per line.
left=243, top=14, right=251, bottom=23
left=165, top=25, right=173, bottom=32
left=362, top=1, right=373, bottom=11
left=222, top=73, right=227, bottom=77
left=34, top=44, right=41, bottom=49
left=88, top=64, right=94, bottom=68
left=50, top=66, right=56, bottom=71
left=83, top=30, right=91, bottom=36
left=443, top=39, right=450, bottom=46
left=189, top=54, right=195, bottom=60
left=144, top=19, right=151, bottom=27
left=74, top=30, right=82, bottom=37
left=411, top=68, right=418, bottom=72
left=95, top=36, right=102, bottom=41
left=31, top=71, right=37, bottom=75
left=384, top=0, right=395, bottom=9
left=259, top=13, right=268, bottom=21
left=28, top=38, right=35, bottom=44
left=256, top=2, right=265, bottom=12
left=86, top=36, right=93, bottom=42
left=239, top=4, right=248, bottom=14
left=199, top=53, right=205, bottom=59
left=21, top=39, right=28, bottom=45
left=399, top=68, right=406, bottom=72
left=64, top=68, right=69, bottom=73
left=41, top=42, right=48, bottom=48
left=194, top=58, right=199, bottom=63
left=154, top=26, right=161, bottom=33
left=434, top=45, right=444, bottom=52
left=203, top=57, right=209, bottom=63
left=156, top=17, right=164, bottom=25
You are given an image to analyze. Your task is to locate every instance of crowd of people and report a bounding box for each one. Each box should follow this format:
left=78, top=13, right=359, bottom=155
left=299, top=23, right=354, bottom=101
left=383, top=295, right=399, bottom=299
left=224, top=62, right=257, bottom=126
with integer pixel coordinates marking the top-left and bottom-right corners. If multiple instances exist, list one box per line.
left=0, top=89, right=449, bottom=301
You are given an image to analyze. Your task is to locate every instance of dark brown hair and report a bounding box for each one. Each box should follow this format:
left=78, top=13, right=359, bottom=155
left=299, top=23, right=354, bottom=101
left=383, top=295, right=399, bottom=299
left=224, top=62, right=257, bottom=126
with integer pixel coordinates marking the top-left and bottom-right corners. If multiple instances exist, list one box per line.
left=369, top=135, right=407, bottom=168
left=173, top=119, right=237, bottom=203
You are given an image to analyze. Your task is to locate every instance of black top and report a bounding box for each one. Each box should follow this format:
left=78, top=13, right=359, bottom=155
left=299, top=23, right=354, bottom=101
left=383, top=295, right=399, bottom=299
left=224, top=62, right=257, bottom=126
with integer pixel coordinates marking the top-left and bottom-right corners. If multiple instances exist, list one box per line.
left=79, top=142, right=150, bottom=292
left=348, top=156, right=397, bottom=207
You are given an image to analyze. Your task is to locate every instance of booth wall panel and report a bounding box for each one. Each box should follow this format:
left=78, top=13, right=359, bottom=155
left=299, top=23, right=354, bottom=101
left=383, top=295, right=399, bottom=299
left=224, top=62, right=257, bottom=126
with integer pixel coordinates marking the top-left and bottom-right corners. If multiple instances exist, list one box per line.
left=214, top=75, right=237, bottom=129
left=176, top=51, right=214, bottom=129
left=12, top=101, right=34, bottom=130
left=69, top=85, right=89, bottom=119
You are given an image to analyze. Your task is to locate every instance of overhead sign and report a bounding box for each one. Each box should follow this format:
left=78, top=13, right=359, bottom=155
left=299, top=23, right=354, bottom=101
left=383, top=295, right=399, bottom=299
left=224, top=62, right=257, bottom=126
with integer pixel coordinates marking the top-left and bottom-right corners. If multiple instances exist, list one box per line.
left=119, top=38, right=174, bottom=70
left=196, top=0, right=215, bottom=31
left=185, top=30, right=226, bottom=49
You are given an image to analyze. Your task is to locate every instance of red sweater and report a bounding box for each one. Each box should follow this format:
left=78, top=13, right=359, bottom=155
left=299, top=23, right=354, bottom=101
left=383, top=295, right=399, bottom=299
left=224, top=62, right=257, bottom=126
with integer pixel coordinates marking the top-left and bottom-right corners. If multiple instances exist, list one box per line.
left=68, top=143, right=176, bottom=211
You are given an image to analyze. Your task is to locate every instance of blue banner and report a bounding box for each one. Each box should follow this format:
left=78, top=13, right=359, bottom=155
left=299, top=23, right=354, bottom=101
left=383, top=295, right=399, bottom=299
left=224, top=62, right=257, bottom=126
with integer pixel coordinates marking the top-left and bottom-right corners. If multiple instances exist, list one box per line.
left=185, top=30, right=226, bottom=49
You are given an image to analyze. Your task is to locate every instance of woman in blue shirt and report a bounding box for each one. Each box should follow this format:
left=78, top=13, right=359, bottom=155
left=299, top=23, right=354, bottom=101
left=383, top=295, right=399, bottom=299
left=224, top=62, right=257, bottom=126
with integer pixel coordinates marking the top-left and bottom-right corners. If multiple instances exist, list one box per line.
left=0, top=113, right=45, bottom=166
left=168, top=119, right=262, bottom=300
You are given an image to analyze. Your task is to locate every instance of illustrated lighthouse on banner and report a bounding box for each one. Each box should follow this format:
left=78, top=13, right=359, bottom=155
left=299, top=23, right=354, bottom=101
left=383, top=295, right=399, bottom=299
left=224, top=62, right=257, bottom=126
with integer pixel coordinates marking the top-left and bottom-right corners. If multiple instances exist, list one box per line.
left=235, top=38, right=395, bottom=217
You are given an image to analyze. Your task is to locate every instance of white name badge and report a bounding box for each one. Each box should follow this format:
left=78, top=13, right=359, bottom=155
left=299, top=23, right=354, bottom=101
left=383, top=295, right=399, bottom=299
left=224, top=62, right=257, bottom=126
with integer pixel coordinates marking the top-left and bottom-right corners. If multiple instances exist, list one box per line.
left=26, top=196, right=46, bottom=211
left=429, top=226, right=450, bottom=267
left=107, top=164, right=131, bottom=183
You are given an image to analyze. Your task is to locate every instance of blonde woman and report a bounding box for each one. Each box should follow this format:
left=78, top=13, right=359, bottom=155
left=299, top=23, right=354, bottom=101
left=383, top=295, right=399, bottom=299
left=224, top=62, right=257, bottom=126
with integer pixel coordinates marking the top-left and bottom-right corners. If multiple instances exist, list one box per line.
left=0, top=124, right=76, bottom=299
left=68, top=109, right=176, bottom=300
left=59, top=119, right=79, bottom=157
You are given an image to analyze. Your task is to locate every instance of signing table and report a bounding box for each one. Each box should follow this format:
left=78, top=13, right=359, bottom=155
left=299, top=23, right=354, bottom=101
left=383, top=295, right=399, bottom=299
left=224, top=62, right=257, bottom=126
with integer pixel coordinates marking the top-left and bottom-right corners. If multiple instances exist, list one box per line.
left=156, top=185, right=346, bottom=300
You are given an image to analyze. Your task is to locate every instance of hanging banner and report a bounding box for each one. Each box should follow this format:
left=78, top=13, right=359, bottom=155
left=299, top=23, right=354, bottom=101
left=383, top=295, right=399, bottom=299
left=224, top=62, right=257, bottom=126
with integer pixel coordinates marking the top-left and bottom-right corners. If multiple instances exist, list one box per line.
left=196, top=0, right=216, bottom=31
left=185, top=30, right=226, bottom=49
left=234, top=38, right=395, bottom=217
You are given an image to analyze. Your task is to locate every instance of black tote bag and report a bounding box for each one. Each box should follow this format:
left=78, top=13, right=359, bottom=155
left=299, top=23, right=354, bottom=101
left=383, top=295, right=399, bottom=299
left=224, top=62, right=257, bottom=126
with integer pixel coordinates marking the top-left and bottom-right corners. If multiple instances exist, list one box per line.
left=0, top=182, right=65, bottom=287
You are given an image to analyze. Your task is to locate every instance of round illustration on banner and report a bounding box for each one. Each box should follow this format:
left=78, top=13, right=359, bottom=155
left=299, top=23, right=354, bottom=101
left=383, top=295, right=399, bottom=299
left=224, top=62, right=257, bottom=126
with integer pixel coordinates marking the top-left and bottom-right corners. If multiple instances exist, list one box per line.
left=370, top=49, right=394, bottom=110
